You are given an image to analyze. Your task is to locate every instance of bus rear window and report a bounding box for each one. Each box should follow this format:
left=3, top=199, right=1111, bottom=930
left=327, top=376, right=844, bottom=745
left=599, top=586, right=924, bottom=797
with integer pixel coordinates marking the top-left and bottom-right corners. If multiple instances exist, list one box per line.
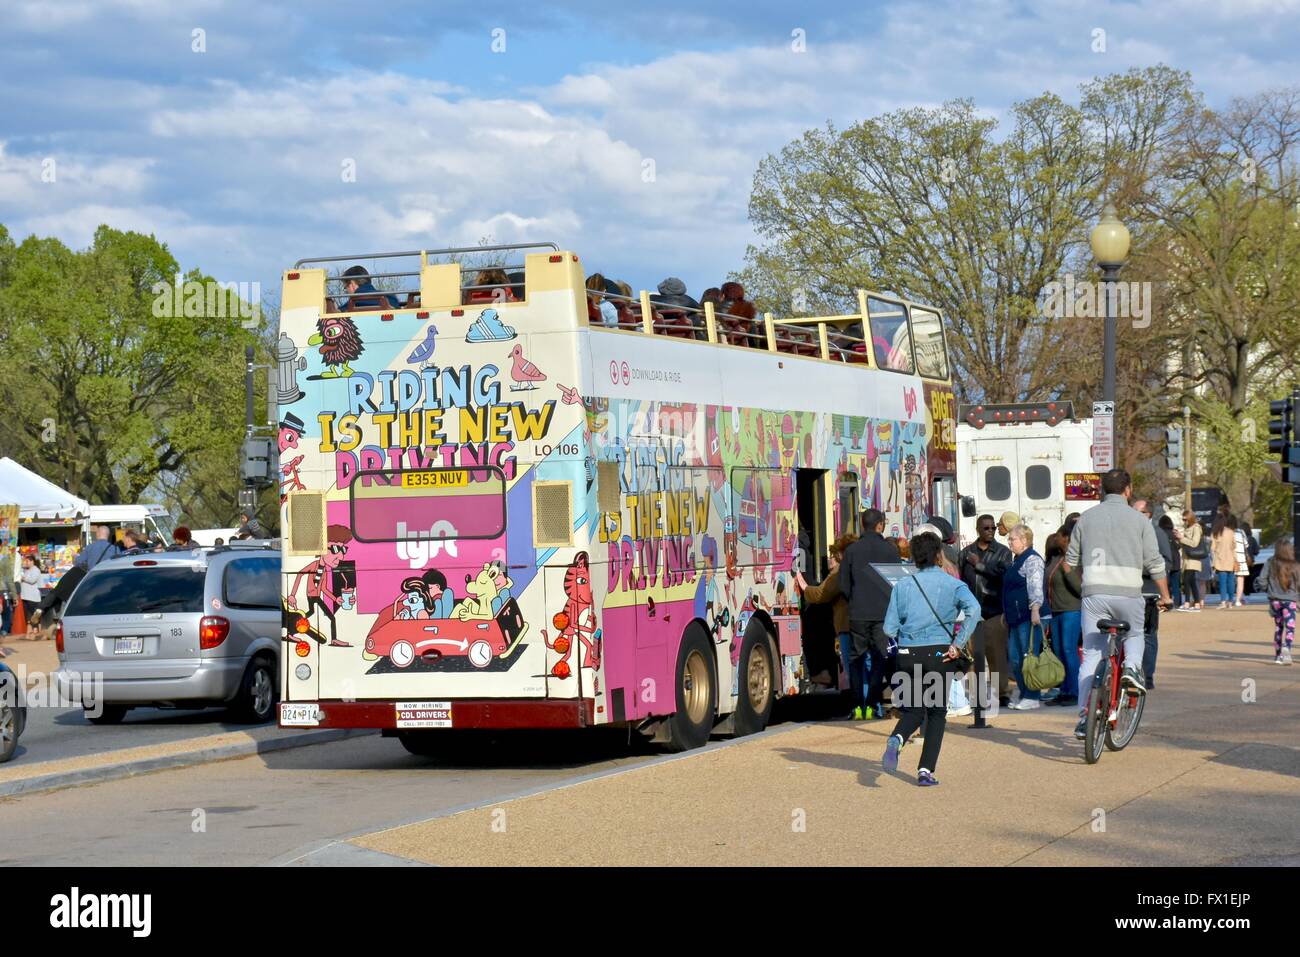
left=349, top=466, right=506, bottom=543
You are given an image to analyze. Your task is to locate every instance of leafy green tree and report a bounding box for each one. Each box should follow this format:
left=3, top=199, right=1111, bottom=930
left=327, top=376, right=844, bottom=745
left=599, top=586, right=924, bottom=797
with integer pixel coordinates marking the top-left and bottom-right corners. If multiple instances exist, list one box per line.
left=740, top=67, right=1195, bottom=404
left=0, top=225, right=258, bottom=525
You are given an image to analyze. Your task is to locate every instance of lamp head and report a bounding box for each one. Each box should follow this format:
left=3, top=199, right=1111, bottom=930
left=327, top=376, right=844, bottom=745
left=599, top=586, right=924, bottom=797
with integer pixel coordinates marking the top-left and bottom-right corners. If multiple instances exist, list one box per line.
left=1090, top=203, right=1131, bottom=266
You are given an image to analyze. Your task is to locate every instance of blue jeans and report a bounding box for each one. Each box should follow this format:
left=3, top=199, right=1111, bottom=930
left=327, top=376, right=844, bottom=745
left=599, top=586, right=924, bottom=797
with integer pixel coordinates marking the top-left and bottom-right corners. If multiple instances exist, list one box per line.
left=1052, top=609, right=1081, bottom=699
left=1169, top=574, right=1182, bottom=608
left=838, top=632, right=868, bottom=707
left=1217, top=570, right=1235, bottom=601
left=1007, top=619, right=1040, bottom=701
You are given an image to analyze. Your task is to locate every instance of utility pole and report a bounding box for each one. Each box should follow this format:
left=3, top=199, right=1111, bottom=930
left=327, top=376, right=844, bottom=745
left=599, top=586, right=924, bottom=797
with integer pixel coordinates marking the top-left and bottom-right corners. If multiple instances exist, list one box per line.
left=1183, top=405, right=1193, bottom=513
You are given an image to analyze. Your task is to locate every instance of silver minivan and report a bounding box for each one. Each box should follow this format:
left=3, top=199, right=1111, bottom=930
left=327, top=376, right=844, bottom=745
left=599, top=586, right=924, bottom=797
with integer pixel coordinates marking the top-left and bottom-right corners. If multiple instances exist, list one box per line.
left=56, top=543, right=281, bottom=724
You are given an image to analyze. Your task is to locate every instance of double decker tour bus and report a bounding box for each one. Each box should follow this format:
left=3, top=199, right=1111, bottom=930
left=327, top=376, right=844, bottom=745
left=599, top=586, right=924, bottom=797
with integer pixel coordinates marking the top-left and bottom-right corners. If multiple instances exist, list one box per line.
left=276, top=242, right=957, bottom=752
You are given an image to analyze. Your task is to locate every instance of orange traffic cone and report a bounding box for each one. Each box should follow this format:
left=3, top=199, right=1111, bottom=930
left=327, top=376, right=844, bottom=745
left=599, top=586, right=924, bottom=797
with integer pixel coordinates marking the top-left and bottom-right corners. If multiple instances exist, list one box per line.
left=10, top=595, right=26, bottom=637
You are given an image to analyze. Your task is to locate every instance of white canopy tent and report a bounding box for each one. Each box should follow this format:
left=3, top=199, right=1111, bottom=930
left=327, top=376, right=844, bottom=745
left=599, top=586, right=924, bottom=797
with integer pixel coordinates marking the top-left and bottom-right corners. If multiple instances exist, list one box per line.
left=0, top=457, right=90, bottom=522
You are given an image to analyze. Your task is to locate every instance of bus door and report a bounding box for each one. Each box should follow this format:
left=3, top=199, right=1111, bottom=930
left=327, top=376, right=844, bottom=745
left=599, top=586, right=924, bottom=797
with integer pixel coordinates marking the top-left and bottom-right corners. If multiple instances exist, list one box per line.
left=794, top=468, right=835, bottom=685
left=836, top=473, right=860, bottom=539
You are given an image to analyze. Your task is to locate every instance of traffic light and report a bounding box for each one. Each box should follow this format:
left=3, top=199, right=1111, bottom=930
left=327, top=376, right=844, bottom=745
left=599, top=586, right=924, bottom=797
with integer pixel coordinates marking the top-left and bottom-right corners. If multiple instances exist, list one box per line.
left=240, top=437, right=276, bottom=486
left=1164, top=424, right=1184, bottom=471
left=1269, top=393, right=1300, bottom=484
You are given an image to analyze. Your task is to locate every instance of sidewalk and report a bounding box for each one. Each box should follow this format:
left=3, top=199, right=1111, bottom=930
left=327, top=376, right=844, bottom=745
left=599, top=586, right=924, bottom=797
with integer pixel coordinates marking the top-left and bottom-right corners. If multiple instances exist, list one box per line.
left=353, top=605, right=1300, bottom=866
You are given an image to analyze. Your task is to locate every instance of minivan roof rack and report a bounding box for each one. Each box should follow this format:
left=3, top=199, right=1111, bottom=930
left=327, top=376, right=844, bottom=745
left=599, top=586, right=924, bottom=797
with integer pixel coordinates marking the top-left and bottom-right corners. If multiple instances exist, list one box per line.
left=207, top=539, right=280, bottom=554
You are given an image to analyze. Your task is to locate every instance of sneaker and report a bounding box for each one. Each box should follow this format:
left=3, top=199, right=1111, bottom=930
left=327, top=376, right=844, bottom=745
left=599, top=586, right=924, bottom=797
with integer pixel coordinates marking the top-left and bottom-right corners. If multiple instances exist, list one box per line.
left=1283, top=651, right=1294, bottom=665
left=1145, top=676, right=1155, bottom=690
left=1014, top=699, right=1041, bottom=710
left=883, top=734, right=902, bottom=772
left=1120, top=667, right=1147, bottom=694
left=1273, top=655, right=1285, bottom=665
left=917, top=769, right=940, bottom=787
left=947, top=705, right=973, bottom=717
left=1074, top=716, right=1088, bottom=739
left=999, top=695, right=1011, bottom=709
left=1234, top=600, right=1244, bottom=607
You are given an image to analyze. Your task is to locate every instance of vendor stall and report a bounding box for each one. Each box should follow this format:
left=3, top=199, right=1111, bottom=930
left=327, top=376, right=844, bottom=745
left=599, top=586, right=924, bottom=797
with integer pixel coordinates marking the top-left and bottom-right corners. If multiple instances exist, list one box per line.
left=0, top=457, right=90, bottom=590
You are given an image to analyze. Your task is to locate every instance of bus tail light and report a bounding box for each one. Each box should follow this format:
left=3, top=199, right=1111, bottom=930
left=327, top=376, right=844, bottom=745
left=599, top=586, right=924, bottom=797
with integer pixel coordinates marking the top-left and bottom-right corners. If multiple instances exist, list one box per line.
left=416, top=311, right=429, bottom=319
left=286, top=272, right=300, bottom=280
left=56, top=621, right=65, bottom=654
left=294, top=616, right=311, bottom=634
left=549, top=255, right=563, bottom=262
left=200, top=616, right=230, bottom=649
left=295, top=640, right=311, bottom=658
left=553, top=636, right=570, bottom=656
left=380, top=313, right=394, bottom=321
left=552, top=660, right=571, bottom=679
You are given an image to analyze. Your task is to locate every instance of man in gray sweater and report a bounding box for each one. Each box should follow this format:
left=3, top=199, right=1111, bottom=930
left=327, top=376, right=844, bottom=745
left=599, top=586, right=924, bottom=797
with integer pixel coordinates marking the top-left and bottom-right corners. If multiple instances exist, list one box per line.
left=1064, top=469, right=1172, bottom=739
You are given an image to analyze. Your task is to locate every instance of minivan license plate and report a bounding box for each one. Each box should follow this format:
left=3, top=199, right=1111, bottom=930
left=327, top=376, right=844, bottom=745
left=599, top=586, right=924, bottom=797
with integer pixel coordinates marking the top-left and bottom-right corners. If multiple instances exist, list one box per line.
left=113, top=637, right=143, bottom=655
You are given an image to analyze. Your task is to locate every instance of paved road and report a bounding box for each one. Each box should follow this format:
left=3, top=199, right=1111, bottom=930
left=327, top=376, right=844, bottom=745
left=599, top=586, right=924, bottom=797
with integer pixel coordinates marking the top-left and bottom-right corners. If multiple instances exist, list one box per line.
left=2, top=639, right=282, bottom=767
left=2, top=605, right=1292, bottom=866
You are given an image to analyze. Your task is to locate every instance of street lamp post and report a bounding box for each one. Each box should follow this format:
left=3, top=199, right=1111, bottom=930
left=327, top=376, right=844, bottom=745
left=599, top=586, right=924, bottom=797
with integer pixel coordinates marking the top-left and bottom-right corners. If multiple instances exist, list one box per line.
left=1090, top=204, right=1131, bottom=461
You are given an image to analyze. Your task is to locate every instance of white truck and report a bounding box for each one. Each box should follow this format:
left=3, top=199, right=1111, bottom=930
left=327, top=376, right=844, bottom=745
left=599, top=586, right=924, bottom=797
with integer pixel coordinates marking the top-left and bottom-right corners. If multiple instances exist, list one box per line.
left=956, top=403, right=1102, bottom=551
left=87, top=504, right=175, bottom=545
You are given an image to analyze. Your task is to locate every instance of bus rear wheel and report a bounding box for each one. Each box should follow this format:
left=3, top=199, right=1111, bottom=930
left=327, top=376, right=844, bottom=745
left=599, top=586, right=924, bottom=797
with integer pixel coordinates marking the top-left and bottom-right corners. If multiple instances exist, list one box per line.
left=663, top=626, right=717, bottom=753
left=733, top=624, right=775, bottom=737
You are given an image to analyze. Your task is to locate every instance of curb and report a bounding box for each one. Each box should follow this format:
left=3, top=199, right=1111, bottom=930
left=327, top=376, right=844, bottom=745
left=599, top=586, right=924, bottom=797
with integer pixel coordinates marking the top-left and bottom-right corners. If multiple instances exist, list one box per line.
left=0, top=728, right=375, bottom=799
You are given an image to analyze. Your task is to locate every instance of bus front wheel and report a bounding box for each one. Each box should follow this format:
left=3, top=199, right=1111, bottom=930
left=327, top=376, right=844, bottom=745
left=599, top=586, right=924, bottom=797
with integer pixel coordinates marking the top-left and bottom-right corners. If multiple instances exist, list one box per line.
left=662, top=626, right=717, bottom=753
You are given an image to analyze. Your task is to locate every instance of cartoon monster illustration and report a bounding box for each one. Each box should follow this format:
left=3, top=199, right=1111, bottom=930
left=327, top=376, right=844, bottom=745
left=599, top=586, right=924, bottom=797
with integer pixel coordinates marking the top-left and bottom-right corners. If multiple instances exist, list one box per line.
left=454, top=560, right=513, bottom=621
left=779, top=414, right=797, bottom=469
left=508, top=343, right=547, bottom=391
left=286, top=524, right=353, bottom=646
left=394, top=568, right=456, bottom=620
left=308, top=315, right=364, bottom=378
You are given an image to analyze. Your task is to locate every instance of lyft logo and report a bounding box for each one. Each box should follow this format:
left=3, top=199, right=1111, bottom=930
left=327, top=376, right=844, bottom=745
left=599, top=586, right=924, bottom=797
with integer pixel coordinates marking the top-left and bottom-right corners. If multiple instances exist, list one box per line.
left=903, top=386, right=918, bottom=419
left=395, top=520, right=458, bottom=567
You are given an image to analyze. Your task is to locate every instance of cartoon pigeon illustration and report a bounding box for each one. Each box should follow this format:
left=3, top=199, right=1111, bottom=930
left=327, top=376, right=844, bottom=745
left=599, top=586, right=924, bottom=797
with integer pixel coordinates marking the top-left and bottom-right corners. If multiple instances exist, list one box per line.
left=407, top=324, right=439, bottom=364
left=508, top=344, right=546, bottom=391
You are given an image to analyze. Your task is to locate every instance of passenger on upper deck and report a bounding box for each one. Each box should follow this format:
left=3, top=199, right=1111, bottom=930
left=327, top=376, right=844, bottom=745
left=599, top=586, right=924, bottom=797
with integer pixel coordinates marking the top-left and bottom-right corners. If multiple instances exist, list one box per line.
left=586, top=273, right=619, bottom=327
left=337, top=265, right=400, bottom=312
left=719, top=282, right=762, bottom=347
left=466, top=268, right=517, bottom=305
left=651, top=277, right=703, bottom=340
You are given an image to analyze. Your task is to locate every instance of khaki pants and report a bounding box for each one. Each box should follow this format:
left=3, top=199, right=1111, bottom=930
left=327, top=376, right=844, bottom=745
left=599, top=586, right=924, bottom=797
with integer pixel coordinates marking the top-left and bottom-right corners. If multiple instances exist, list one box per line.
left=977, top=614, right=1010, bottom=699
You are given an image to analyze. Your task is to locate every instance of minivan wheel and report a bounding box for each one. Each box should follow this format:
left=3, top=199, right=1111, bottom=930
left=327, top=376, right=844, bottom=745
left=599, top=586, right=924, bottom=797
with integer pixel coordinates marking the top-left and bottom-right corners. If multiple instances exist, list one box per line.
left=86, top=705, right=128, bottom=725
left=1, top=705, right=19, bottom=762
left=232, top=658, right=277, bottom=724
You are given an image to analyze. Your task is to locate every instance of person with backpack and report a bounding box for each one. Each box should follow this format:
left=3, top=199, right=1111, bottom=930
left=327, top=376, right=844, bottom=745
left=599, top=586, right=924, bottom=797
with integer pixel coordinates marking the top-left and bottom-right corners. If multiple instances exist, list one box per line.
left=1254, top=536, right=1298, bottom=664
left=1234, top=520, right=1253, bottom=607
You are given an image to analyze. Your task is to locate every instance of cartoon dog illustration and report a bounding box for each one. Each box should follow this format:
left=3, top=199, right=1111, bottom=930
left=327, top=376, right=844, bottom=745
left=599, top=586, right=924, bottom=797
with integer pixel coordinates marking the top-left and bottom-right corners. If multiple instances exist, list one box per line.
left=454, top=560, right=513, bottom=621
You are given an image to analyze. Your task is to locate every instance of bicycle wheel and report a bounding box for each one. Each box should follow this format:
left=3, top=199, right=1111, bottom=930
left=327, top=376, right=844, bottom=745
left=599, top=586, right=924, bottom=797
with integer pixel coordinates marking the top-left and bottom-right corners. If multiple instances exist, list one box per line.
left=1105, top=687, right=1145, bottom=751
left=1083, top=660, right=1110, bottom=765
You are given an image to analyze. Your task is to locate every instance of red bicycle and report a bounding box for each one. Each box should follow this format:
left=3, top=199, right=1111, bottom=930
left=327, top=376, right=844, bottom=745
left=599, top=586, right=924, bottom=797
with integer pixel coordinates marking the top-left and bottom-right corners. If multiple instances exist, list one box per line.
left=1083, top=618, right=1146, bottom=764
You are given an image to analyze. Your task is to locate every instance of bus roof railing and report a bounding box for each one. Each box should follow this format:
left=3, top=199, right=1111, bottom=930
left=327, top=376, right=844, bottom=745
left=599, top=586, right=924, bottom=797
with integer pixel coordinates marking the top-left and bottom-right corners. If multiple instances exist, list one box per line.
left=294, top=242, right=559, bottom=269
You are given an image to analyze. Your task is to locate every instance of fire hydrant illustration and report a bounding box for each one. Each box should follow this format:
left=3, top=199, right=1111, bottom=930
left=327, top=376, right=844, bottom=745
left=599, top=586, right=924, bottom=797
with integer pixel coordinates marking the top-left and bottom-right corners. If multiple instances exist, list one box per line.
left=276, top=332, right=307, bottom=405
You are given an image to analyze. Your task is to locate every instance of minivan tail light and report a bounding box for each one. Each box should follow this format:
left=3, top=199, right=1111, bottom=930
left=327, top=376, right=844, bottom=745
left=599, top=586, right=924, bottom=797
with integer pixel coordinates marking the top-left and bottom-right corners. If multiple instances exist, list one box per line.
left=133, top=560, right=157, bottom=566
left=200, top=616, right=230, bottom=649
left=56, top=621, right=65, bottom=654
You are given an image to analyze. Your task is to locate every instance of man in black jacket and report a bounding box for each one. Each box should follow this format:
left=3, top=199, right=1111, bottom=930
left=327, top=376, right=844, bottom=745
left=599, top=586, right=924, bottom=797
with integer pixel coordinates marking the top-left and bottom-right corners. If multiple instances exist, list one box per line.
left=839, top=508, right=901, bottom=719
left=959, top=513, right=1013, bottom=716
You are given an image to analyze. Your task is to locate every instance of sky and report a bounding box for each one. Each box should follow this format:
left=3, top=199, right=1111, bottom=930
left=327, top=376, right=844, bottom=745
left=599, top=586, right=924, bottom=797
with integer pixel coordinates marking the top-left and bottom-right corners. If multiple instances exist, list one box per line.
left=2, top=0, right=1298, bottom=305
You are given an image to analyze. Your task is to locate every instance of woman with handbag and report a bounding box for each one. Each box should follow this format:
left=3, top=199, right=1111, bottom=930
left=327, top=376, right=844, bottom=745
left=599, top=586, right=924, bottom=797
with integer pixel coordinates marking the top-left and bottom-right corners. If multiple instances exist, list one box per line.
left=1045, top=530, right=1082, bottom=706
left=1179, top=510, right=1205, bottom=611
left=880, top=531, right=981, bottom=786
left=1003, top=524, right=1046, bottom=710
